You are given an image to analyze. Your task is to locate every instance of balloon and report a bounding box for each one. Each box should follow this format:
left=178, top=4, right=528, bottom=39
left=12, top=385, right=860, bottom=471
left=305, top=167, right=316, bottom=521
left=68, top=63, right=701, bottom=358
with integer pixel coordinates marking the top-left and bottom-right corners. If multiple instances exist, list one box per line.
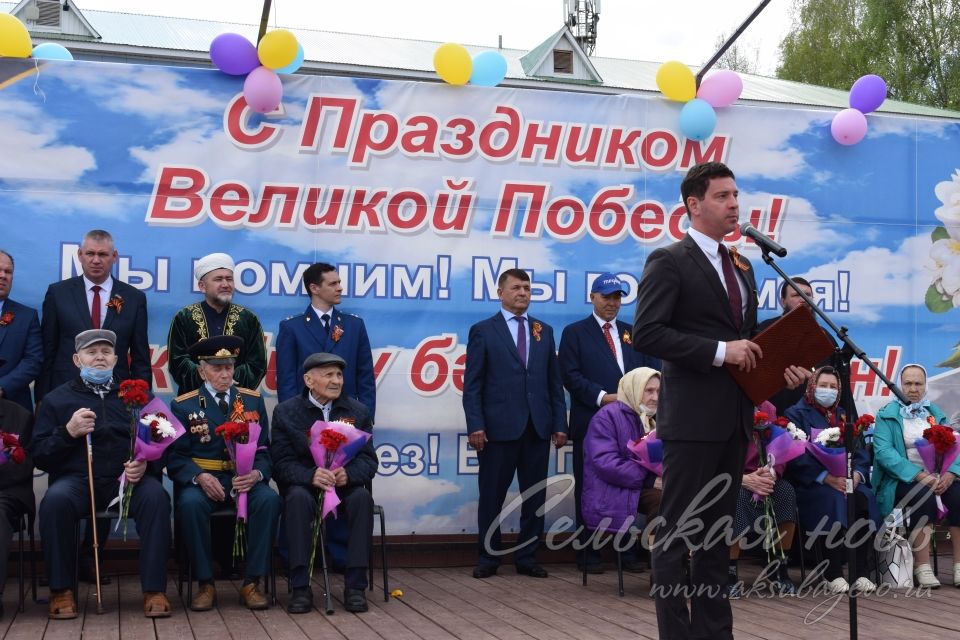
left=32, top=43, right=73, bottom=61
left=656, top=61, right=696, bottom=102
left=257, top=29, right=298, bottom=70
left=849, top=74, right=887, bottom=113
left=696, top=70, right=743, bottom=108
left=433, top=43, right=472, bottom=85
left=679, top=99, right=717, bottom=141
left=831, top=108, right=868, bottom=145
left=209, top=33, right=259, bottom=76
left=243, top=66, right=283, bottom=114
left=0, top=14, right=32, bottom=58
left=275, top=42, right=304, bottom=75
left=469, top=51, right=507, bottom=87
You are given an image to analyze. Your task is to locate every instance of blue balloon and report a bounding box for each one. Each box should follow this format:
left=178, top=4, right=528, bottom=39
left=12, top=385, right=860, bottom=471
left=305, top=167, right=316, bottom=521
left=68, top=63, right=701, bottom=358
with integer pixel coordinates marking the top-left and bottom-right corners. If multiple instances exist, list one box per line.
left=276, top=42, right=305, bottom=75
left=32, top=42, right=73, bottom=61
left=469, top=51, right=507, bottom=87
left=679, top=98, right=717, bottom=141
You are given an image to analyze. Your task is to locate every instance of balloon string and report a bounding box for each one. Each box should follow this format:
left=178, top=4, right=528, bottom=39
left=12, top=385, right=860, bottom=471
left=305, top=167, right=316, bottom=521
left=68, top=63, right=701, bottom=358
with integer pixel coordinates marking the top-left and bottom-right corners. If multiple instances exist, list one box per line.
left=32, top=58, right=46, bottom=103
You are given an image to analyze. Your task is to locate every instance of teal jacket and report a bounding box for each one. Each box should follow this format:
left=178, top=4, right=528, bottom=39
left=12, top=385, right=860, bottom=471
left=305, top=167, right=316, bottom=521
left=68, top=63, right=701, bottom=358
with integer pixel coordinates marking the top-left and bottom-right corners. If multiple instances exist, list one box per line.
left=872, top=400, right=957, bottom=518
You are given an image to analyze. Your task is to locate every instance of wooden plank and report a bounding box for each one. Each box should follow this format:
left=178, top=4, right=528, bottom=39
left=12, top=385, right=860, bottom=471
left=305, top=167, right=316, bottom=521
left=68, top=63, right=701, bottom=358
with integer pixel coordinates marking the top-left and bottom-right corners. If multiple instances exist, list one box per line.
left=41, top=583, right=89, bottom=640
left=78, top=576, right=121, bottom=640
left=388, top=569, right=500, bottom=640
left=118, top=574, right=159, bottom=640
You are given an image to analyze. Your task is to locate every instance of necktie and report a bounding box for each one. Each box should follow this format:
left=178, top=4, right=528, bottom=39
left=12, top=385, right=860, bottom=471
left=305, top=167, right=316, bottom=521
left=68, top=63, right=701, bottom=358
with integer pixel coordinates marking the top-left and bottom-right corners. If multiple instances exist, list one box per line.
left=321, top=313, right=330, bottom=333
left=216, top=391, right=229, bottom=416
left=602, top=322, right=618, bottom=358
left=718, top=245, right=743, bottom=330
left=91, top=285, right=102, bottom=329
left=514, top=316, right=527, bottom=367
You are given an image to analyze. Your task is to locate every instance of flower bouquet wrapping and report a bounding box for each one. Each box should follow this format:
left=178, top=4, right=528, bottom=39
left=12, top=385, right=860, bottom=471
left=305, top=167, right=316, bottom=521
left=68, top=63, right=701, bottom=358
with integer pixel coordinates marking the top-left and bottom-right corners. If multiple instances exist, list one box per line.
left=0, top=431, right=27, bottom=465
left=806, top=414, right=874, bottom=479
left=626, top=428, right=663, bottom=477
left=306, top=420, right=372, bottom=570
left=914, top=420, right=960, bottom=521
left=215, top=408, right=263, bottom=560
left=745, top=413, right=806, bottom=495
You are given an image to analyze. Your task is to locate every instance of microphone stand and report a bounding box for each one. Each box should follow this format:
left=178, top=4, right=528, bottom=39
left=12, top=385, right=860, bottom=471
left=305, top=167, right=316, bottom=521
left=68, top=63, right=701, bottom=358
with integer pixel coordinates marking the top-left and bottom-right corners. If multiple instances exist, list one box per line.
left=758, top=247, right=908, bottom=640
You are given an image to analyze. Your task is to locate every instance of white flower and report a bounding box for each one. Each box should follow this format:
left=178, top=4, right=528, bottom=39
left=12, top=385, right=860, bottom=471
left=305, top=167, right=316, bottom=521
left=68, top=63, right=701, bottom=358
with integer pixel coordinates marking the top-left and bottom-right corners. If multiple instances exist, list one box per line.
left=815, top=427, right=841, bottom=446
left=935, top=169, right=960, bottom=241
left=140, top=413, right=176, bottom=439
left=785, top=422, right=807, bottom=441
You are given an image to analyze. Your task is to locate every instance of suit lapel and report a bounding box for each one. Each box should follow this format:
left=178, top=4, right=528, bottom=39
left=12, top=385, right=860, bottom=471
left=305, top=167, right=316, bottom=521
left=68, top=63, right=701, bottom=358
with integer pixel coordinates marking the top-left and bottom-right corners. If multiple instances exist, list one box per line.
left=328, top=309, right=344, bottom=352
left=102, top=283, right=119, bottom=330
left=72, top=277, right=93, bottom=329
left=0, top=302, right=9, bottom=351
left=492, top=313, right=524, bottom=368
left=683, top=234, right=738, bottom=328
left=302, top=305, right=329, bottom=350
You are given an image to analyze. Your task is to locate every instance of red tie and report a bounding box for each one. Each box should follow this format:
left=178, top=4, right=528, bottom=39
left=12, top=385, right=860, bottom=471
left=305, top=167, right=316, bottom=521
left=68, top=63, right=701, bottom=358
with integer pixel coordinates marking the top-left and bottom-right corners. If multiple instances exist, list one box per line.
left=602, top=322, right=617, bottom=358
left=718, top=245, right=743, bottom=330
left=91, top=285, right=102, bottom=328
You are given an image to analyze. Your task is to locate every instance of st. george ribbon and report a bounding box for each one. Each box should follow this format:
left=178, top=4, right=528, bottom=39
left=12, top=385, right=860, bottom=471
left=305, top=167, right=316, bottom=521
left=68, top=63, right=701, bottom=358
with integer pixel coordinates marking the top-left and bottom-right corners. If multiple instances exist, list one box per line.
left=740, top=222, right=787, bottom=257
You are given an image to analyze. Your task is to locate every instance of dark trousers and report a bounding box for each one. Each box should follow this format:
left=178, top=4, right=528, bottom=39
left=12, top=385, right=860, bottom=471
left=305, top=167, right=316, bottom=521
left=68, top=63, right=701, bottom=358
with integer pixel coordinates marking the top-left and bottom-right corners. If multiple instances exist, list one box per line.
left=653, top=434, right=746, bottom=640
left=895, top=480, right=960, bottom=529
left=39, top=474, right=170, bottom=592
left=284, top=484, right=373, bottom=589
left=176, top=479, right=281, bottom=582
left=573, top=437, right=601, bottom=565
left=476, top=423, right=550, bottom=568
left=0, top=495, right=30, bottom=594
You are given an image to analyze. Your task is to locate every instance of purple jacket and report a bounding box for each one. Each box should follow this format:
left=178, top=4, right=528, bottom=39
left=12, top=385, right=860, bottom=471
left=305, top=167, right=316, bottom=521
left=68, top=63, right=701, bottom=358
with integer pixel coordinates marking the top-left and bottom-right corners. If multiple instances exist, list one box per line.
left=582, top=401, right=650, bottom=531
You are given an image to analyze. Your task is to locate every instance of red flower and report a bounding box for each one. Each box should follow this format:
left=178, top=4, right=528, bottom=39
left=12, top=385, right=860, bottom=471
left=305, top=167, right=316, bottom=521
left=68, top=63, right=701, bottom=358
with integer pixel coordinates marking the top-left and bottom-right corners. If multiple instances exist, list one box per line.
left=753, top=412, right=769, bottom=426
left=10, top=447, right=25, bottom=464
left=1, top=433, right=18, bottom=447
left=118, top=379, right=149, bottom=407
left=215, top=421, right=250, bottom=443
left=319, top=428, right=348, bottom=452
left=0, top=311, right=13, bottom=326
left=774, top=416, right=790, bottom=427
left=922, top=424, right=957, bottom=456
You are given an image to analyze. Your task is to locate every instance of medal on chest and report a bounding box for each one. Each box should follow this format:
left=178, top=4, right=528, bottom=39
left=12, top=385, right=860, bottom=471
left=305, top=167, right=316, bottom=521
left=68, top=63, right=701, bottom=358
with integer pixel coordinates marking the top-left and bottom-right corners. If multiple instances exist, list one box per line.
left=188, top=411, right=211, bottom=443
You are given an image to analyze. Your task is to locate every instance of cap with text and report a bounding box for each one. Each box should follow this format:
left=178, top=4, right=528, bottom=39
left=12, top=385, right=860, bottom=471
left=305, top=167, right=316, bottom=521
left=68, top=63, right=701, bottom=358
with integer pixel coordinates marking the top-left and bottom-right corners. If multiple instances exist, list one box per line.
left=591, top=272, right=628, bottom=295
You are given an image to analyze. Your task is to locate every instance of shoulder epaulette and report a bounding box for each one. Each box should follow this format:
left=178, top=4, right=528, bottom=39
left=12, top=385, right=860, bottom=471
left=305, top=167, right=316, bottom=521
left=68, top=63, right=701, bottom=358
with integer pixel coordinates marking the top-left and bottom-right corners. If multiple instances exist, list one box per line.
left=174, top=389, right=199, bottom=402
left=237, top=386, right=261, bottom=397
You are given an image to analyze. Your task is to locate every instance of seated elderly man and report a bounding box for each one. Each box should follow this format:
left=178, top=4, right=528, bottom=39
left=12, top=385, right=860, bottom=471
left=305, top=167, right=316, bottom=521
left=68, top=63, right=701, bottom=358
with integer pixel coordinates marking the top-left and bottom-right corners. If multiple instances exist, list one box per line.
left=30, top=329, right=171, bottom=619
left=270, top=353, right=377, bottom=614
left=169, top=336, right=280, bottom=611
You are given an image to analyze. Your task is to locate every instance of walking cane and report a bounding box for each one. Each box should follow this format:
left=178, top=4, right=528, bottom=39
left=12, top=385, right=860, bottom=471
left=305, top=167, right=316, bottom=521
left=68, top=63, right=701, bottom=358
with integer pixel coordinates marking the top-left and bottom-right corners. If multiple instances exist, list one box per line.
left=85, top=433, right=105, bottom=614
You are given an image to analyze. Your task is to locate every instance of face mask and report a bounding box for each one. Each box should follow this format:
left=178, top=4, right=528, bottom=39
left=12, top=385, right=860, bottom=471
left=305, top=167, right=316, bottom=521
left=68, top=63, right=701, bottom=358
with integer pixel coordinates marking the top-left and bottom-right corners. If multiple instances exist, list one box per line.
left=814, top=387, right=838, bottom=407
left=80, top=366, right=114, bottom=384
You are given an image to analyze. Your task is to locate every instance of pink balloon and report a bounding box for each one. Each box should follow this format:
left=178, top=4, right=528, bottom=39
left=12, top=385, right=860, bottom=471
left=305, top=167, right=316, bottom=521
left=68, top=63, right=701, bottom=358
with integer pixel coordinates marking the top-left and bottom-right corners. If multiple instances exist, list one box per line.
left=243, top=66, right=283, bottom=114
left=696, top=70, right=743, bottom=108
left=830, top=108, right=868, bottom=145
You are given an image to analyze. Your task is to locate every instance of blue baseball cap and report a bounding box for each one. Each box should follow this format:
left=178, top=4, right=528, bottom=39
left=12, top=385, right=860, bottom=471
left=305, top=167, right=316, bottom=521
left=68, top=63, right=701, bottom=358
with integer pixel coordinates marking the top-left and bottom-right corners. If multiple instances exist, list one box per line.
left=591, top=273, right=628, bottom=295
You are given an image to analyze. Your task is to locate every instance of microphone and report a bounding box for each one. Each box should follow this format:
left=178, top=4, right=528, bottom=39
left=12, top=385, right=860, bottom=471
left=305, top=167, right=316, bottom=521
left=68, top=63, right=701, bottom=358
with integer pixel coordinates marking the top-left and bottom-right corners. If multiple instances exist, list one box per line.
left=739, top=222, right=787, bottom=257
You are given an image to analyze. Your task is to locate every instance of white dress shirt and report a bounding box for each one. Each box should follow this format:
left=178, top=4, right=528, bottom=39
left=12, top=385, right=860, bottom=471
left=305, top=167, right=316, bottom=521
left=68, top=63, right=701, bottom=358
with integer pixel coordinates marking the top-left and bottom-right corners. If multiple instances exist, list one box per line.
left=687, top=228, right=748, bottom=367
left=307, top=390, right=332, bottom=421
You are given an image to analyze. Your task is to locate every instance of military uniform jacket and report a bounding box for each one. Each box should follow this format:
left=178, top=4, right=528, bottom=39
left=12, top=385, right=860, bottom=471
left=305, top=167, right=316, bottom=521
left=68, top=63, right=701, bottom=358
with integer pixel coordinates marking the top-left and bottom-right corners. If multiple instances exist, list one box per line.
left=168, top=385, right=271, bottom=487
left=167, top=303, right=267, bottom=394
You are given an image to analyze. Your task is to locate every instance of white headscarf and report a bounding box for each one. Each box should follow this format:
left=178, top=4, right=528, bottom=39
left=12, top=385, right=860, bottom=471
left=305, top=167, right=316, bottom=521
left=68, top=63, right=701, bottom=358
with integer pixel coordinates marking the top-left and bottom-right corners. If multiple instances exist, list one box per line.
left=617, top=367, right=660, bottom=432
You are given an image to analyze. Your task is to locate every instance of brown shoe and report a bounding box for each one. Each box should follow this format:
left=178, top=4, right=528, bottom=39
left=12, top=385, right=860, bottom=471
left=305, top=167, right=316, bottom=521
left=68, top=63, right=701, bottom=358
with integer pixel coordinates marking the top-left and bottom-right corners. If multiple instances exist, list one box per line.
left=190, top=583, right=217, bottom=611
left=49, top=589, right=77, bottom=620
left=143, top=592, right=171, bottom=618
left=239, top=580, right=268, bottom=610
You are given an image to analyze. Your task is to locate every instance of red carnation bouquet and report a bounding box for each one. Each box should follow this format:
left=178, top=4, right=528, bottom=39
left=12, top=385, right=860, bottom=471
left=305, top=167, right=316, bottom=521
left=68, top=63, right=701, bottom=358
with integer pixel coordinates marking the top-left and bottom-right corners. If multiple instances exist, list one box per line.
left=113, top=379, right=152, bottom=539
left=915, top=419, right=960, bottom=520
left=215, top=402, right=262, bottom=561
left=0, top=431, right=27, bottom=465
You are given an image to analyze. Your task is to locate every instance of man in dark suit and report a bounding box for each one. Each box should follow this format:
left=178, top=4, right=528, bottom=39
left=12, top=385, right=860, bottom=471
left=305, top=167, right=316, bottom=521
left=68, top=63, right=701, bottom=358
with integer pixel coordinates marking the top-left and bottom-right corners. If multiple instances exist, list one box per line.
left=37, top=230, right=150, bottom=401
left=633, top=162, right=806, bottom=639
left=463, top=268, right=568, bottom=579
left=559, top=272, right=660, bottom=573
left=0, top=250, right=42, bottom=411
left=276, top=262, right=376, bottom=419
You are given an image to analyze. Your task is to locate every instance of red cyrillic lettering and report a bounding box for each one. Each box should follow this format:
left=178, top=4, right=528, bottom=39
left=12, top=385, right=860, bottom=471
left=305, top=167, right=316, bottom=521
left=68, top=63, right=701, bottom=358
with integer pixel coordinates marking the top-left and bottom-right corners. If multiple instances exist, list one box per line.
left=350, top=111, right=400, bottom=166
left=145, top=165, right=208, bottom=225
left=301, top=186, right=347, bottom=229
left=385, top=190, right=429, bottom=232
left=640, top=130, right=679, bottom=170
left=439, top=117, right=476, bottom=158
left=492, top=182, right=549, bottom=237
left=629, top=201, right=666, bottom=242
left=564, top=124, right=604, bottom=165
left=345, top=188, right=387, bottom=231
left=478, top=106, right=521, bottom=160
left=679, top=136, right=729, bottom=168
left=224, top=93, right=280, bottom=148
left=544, top=196, right=586, bottom=240
left=400, top=115, right=440, bottom=155
left=520, top=121, right=563, bottom=163
left=588, top=186, right=632, bottom=242
left=602, top=128, right=643, bottom=167
left=299, top=96, right=359, bottom=151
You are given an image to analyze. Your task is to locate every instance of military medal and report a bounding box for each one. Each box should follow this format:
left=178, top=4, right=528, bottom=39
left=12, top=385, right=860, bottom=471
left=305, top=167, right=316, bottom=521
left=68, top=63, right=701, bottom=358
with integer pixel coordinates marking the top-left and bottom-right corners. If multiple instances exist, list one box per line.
left=188, top=411, right=211, bottom=443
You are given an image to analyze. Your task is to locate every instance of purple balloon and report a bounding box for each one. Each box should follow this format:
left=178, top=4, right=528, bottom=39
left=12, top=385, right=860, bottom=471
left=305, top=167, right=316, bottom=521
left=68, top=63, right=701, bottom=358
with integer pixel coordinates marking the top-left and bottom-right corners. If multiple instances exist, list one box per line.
left=210, top=33, right=259, bottom=76
left=831, top=108, right=868, bottom=145
left=243, top=66, right=283, bottom=113
left=696, top=70, right=743, bottom=108
left=849, top=74, right=886, bottom=113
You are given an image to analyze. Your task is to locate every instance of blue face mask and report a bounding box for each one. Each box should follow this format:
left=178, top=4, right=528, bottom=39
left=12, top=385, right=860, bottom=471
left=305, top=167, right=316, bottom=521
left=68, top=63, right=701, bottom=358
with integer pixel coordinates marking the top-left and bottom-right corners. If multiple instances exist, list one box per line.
left=80, top=366, right=114, bottom=385
left=814, top=387, right=838, bottom=407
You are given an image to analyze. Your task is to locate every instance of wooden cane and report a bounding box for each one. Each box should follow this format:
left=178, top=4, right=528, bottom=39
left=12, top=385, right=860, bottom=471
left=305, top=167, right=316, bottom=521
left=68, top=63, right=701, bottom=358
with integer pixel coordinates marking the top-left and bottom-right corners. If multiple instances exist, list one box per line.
left=85, top=433, right=105, bottom=614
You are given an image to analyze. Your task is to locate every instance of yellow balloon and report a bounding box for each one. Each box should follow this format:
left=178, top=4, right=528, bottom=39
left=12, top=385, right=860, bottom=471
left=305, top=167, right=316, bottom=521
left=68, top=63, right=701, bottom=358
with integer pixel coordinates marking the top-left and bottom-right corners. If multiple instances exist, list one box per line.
left=0, top=14, right=33, bottom=58
left=656, top=61, right=696, bottom=102
left=433, top=43, right=472, bottom=86
left=257, top=29, right=298, bottom=70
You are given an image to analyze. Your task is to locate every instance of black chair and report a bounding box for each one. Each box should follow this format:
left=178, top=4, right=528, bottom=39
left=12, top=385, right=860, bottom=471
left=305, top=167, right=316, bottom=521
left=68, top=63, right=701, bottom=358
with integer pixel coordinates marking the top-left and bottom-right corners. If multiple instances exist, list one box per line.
left=73, top=507, right=119, bottom=594
left=11, top=512, right=37, bottom=613
left=581, top=515, right=647, bottom=597
left=368, top=489, right=389, bottom=602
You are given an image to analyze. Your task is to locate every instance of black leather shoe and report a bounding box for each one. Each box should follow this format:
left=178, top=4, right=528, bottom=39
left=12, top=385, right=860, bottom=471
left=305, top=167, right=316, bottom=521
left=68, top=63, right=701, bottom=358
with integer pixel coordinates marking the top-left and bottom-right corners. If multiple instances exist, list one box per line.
left=577, top=562, right=604, bottom=575
left=516, top=563, right=548, bottom=578
left=343, top=588, right=368, bottom=613
left=473, top=564, right=498, bottom=579
left=287, top=587, right=313, bottom=614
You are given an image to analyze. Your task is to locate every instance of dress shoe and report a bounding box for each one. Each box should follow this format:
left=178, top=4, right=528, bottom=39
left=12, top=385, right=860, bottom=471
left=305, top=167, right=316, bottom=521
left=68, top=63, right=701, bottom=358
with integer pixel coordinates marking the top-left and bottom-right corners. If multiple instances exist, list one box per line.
left=287, top=587, right=314, bottom=614
left=143, top=592, right=171, bottom=618
left=577, top=562, right=604, bottom=575
left=516, top=563, right=548, bottom=578
left=190, top=583, right=217, bottom=611
left=240, top=581, right=269, bottom=610
left=343, top=588, right=368, bottom=613
left=48, top=589, right=77, bottom=620
left=472, top=564, right=498, bottom=579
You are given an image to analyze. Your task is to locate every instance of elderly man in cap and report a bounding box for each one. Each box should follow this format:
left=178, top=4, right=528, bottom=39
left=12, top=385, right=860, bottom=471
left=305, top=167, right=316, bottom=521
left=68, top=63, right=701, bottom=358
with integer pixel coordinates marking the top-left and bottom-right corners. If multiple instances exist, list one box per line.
left=168, top=335, right=280, bottom=611
left=167, top=252, right=267, bottom=394
left=30, top=329, right=171, bottom=619
left=270, top=352, right=377, bottom=614
left=558, top=272, right=660, bottom=573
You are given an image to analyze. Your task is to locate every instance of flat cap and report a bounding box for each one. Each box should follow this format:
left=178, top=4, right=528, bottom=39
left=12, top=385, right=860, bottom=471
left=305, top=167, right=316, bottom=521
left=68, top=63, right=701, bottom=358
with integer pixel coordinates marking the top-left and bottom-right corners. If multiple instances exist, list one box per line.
left=188, top=335, right=243, bottom=364
left=194, top=252, right=235, bottom=281
left=303, top=352, right=347, bottom=373
left=75, top=329, right=117, bottom=352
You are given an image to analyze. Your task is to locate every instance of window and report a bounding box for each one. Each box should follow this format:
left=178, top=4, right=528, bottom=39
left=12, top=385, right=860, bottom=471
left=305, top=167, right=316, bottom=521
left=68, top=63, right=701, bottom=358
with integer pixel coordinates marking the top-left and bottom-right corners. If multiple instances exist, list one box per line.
left=553, top=50, right=573, bottom=74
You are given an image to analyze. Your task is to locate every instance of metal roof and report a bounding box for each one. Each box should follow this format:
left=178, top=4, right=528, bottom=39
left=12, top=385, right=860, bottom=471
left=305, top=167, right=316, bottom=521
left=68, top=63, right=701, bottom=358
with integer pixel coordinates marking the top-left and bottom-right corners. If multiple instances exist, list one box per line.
left=4, top=2, right=959, bottom=119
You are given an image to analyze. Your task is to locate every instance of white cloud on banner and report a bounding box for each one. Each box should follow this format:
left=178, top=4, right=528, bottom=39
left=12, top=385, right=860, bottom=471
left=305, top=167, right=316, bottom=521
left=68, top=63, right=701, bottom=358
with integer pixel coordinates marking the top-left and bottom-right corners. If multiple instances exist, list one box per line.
left=0, top=102, right=95, bottom=183
left=371, top=475, right=464, bottom=534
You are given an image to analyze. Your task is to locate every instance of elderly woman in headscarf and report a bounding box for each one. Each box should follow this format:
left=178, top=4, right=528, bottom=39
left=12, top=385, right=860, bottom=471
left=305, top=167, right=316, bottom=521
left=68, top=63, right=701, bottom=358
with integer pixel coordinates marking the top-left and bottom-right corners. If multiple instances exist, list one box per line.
left=873, top=364, right=960, bottom=588
left=785, top=365, right=879, bottom=594
left=581, top=367, right=663, bottom=570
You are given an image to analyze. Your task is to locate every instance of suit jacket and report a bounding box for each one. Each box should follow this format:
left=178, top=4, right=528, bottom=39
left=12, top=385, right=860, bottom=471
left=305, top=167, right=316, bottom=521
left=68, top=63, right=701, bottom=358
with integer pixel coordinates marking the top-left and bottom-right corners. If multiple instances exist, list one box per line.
left=0, top=298, right=42, bottom=411
left=37, top=277, right=150, bottom=400
left=275, top=305, right=376, bottom=419
left=559, top=315, right=661, bottom=441
left=462, top=312, right=567, bottom=441
left=632, top=234, right=758, bottom=442
left=0, top=398, right=35, bottom=514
